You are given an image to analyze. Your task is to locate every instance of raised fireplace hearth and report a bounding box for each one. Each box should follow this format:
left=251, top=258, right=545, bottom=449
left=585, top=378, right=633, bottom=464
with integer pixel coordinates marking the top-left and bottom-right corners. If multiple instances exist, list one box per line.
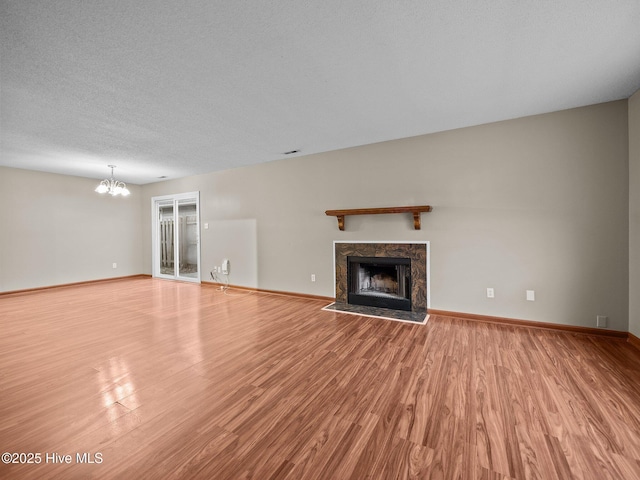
left=333, top=242, right=428, bottom=318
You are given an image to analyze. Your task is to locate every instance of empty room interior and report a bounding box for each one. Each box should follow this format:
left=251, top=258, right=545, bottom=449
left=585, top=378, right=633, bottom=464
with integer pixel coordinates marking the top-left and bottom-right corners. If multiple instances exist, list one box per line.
left=1, top=1, right=640, bottom=479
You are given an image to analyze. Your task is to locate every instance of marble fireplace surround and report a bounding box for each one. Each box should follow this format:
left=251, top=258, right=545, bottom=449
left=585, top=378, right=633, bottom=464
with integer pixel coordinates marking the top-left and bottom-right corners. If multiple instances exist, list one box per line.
left=333, top=241, right=429, bottom=313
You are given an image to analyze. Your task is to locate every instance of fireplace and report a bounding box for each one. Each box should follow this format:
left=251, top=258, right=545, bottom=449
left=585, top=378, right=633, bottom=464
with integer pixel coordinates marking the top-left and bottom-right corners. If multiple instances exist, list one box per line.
left=347, top=256, right=411, bottom=311
left=333, top=242, right=429, bottom=316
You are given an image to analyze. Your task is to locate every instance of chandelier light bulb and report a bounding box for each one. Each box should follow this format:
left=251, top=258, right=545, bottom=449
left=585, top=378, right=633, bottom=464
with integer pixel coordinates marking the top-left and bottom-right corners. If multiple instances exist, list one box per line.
left=95, top=183, right=109, bottom=194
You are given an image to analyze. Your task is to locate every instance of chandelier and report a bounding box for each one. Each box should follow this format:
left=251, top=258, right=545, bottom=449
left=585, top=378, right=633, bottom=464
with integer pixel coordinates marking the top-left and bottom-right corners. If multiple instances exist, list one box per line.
left=95, top=165, right=130, bottom=196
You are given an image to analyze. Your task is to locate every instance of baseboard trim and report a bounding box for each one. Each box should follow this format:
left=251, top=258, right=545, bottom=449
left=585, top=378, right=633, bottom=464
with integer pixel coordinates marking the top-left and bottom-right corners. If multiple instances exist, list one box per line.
left=628, top=332, right=640, bottom=351
left=199, top=286, right=632, bottom=340
left=428, top=309, right=629, bottom=339
left=201, top=281, right=335, bottom=302
left=0, top=274, right=152, bottom=297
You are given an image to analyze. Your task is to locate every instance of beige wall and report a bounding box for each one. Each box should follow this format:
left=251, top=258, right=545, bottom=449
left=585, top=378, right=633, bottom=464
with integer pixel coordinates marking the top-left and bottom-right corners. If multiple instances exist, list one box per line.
left=630, top=90, right=640, bottom=338
left=141, top=101, right=630, bottom=330
left=0, top=167, right=144, bottom=291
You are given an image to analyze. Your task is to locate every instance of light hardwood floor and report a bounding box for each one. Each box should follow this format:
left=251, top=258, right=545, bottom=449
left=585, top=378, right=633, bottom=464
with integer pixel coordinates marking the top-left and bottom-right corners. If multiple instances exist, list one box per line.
left=1, top=278, right=639, bottom=479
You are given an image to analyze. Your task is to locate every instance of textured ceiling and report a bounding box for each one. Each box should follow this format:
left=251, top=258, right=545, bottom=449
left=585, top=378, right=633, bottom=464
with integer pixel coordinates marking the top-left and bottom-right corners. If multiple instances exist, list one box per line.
left=2, top=1, right=640, bottom=185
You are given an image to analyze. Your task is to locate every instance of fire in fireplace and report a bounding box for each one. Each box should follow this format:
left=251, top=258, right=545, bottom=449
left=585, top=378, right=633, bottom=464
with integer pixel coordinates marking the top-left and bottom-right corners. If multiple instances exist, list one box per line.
left=347, top=256, right=411, bottom=311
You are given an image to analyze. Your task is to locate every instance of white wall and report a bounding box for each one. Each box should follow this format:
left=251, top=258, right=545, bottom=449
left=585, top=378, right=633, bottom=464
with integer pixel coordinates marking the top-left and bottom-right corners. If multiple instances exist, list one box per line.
left=141, top=101, right=630, bottom=330
left=629, top=90, right=640, bottom=338
left=0, top=167, right=144, bottom=291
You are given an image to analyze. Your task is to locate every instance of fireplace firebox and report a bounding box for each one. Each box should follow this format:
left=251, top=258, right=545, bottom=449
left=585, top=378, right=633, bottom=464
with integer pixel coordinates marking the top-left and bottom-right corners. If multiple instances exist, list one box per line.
left=347, top=256, right=411, bottom=311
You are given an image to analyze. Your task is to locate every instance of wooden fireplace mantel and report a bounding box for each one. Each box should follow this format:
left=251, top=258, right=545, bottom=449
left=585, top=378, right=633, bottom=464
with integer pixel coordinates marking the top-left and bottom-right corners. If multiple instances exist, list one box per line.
left=325, top=205, right=432, bottom=231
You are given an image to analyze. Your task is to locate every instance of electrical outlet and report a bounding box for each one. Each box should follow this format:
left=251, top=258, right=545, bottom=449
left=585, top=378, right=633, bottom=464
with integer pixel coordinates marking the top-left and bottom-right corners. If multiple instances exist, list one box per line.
left=597, top=315, right=608, bottom=328
left=486, top=288, right=494, bottom=298
left=311, top=274, right=316, bottom=282
left=112, top=263, right=117, bottom=269
left=526, top=290, right=535, bottom=301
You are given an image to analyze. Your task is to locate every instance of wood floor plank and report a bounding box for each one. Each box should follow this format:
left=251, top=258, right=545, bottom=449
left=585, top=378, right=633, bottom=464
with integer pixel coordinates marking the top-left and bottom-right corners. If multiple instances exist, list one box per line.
left=1, top=278, right=640, bottom=479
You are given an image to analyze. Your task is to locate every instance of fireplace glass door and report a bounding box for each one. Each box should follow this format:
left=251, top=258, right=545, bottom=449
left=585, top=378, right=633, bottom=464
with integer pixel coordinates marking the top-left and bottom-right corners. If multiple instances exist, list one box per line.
left=347, top=256, right=411, bottom=311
